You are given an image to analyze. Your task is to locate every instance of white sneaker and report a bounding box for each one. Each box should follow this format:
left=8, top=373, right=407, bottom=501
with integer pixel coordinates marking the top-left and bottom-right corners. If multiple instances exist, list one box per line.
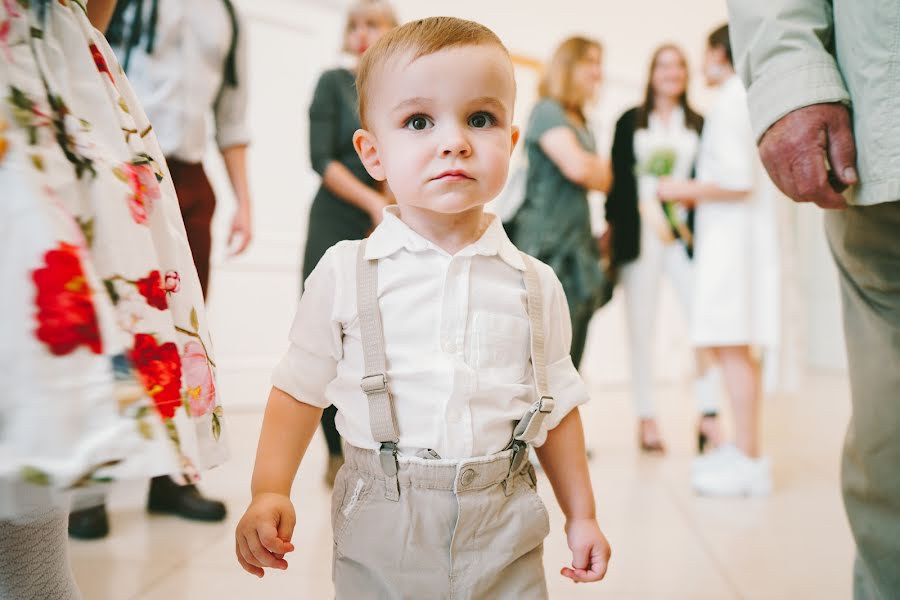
left=692, top=447, right=772, bottom=497
left=691, top=443, right=741, bottom=476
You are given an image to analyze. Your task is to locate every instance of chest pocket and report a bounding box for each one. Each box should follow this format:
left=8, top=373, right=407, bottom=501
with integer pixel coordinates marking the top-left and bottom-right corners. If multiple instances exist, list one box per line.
left=467, top=311, right=532, bottom=383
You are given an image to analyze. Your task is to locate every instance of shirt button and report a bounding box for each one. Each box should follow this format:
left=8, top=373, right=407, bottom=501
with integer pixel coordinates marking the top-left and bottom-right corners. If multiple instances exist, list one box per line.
left=460, top=468, right=476, bottom=488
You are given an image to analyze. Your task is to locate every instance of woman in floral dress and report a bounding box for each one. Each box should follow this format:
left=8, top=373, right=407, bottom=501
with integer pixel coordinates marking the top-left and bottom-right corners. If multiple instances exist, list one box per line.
left=0, top=1, right=227, bottom=597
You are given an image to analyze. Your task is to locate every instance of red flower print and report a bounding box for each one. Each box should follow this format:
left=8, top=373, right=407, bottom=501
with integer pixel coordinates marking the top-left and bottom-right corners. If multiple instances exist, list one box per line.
left=2, top=0, right=20, bottom=18
left=164, top=271, right=181, bottom=294
left=89, top=42, right=115, bottom=85
left=130, top=333, right=182, bottom=420
left=135, top=270, right=168, bottom=310
left=32, top=242, right=102, bottom=356
left=182, top=341, right=216, bottom=417
left=120, top=162, right=161, bottom=224
left=0, top=118, right=8, bottom=163
left=1, top=21, right=11, bottom=63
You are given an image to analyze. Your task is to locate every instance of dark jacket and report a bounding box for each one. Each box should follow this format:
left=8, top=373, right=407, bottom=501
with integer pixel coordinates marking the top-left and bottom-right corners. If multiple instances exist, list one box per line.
left=605, top=107, right=702, bottom=267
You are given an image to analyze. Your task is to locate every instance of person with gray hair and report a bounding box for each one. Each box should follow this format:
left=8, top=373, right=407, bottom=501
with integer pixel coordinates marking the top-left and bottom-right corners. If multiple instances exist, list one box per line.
left=726, top=1, right=900, bottom=597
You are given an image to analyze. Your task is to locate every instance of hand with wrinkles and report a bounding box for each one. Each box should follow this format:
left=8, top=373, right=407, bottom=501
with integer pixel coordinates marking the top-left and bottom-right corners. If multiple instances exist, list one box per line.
left=758, top=102, right=858, bottom=210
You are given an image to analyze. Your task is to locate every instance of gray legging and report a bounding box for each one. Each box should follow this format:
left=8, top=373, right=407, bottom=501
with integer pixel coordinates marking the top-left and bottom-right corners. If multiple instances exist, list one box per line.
left=0, top=506, right=81, bottom=600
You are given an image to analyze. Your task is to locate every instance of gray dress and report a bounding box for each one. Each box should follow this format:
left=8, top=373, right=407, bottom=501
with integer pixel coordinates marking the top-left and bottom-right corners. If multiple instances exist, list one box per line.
left=302, top=68, right=379, bottom=283
left=302, top=68, right=379, bottom=456
left=511, top=99, right=607, bottom=368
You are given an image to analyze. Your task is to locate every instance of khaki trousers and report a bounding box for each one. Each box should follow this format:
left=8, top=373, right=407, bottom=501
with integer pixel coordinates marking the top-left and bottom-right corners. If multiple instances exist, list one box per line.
left=331, top=445, right=550, bottom=600
left=826, top=201, right=900, bottom=600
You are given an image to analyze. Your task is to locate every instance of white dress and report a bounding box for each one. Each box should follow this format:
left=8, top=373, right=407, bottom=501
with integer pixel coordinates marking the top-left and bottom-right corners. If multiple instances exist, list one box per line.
left=0, top=1, right=228, bottom=517
left=691, top=76, right=779, bottom=348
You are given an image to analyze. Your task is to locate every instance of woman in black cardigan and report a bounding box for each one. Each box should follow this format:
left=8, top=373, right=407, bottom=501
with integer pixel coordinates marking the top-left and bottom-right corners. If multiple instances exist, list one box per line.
left=605, top=44, right=722, bottom=453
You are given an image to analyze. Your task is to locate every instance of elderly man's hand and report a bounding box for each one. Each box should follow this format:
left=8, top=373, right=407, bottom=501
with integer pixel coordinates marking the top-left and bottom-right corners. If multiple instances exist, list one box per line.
left=758, top=103, right=857, bottom=210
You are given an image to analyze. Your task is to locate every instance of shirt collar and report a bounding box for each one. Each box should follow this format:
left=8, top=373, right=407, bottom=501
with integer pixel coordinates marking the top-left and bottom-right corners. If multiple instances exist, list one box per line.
left=364, top=206, right=526, bottom=271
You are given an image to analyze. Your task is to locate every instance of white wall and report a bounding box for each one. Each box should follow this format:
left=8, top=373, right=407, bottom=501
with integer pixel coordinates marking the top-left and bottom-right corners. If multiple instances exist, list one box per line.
left=203, top=0, right=846, bottom=409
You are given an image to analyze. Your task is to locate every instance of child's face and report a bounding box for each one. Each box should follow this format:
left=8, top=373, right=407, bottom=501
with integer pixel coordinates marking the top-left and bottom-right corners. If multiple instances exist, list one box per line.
left=354, top=44, right=519, bottom=216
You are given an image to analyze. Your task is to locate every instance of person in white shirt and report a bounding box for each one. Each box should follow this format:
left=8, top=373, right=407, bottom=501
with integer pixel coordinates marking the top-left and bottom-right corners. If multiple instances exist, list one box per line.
left=108, top=0, right=253, bottom=297
left=657, top=25, right=779, bottom=497
left=606, top=44, right=724, bottom=454
left=68, top=0, right=252, bottom=539
left=235, top=17, right=610, bottom=597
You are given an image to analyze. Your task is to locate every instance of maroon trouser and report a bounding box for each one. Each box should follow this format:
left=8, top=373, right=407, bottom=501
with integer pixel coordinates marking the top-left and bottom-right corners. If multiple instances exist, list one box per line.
left=167, top=158, right=215, bottom=299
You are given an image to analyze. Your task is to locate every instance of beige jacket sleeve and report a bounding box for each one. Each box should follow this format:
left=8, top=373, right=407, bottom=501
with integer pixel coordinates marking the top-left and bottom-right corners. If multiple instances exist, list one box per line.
left=726, top=0, right=851, bottom=140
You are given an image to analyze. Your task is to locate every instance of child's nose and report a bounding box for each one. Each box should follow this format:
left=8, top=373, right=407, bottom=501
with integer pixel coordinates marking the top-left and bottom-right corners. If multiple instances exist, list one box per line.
left=441, top=127, right=472, bottom=157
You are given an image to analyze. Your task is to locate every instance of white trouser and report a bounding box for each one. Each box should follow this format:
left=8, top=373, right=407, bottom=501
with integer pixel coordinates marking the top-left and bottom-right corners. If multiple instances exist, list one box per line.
left=620, top=224, right=718, bottom=418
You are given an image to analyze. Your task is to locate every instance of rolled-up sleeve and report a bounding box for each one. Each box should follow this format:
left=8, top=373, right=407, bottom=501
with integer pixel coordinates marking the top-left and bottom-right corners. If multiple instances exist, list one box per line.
left=531, top=264, right=591, bottom=447
left=309, top=71, right=340, bottom=177
left=727, top=0, right=851, bottom=140
left=213, top=10, right=251, bottom=150
left=271, top=248, right=343, bottom=407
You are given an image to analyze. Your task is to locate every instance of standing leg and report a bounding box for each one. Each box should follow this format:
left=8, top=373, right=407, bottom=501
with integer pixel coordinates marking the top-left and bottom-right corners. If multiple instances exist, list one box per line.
left=1, top=506, right=81, bottom=599
left=714, top=345, right=762, bottom=458
left=665, top=243, right=723, bottom=450
left=691, top=344, right=770, bottom=497
left=620, top=229, right=665, bottom=450
left=826, top=202, right=900, bottom=599
left=170, top=160, right=216, bottom=299
left=145, top=159, right=225, bottom=520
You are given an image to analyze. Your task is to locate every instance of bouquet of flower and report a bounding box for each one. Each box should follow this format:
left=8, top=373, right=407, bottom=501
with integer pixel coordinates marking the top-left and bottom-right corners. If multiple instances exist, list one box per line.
left=636, top=147, right=693, bottom=250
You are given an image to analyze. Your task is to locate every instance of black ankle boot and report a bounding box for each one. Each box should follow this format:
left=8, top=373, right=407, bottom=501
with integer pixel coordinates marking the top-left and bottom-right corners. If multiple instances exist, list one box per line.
left=68, top=504, right=110, bottom=540
left=147, top=476, right=227, bottom=522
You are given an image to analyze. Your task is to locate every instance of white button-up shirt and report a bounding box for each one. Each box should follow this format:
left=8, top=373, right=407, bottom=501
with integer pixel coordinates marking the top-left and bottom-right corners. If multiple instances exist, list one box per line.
left=112, top=0, right=251, bottom=162
left=272, top=208, right=590, bottom=459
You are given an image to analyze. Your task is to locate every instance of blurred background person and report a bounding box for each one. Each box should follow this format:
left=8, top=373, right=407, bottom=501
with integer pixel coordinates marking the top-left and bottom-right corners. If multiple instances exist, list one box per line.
left=0, top=1, right=226, bottom=596
left=657, top=25, right=779, bottom=497
left=301, top=0, right=398, bottom=487
left=509, top=36, right=612, bottom=369
left=728, top=0, right=900, bottom=595
left=606, top=44, right=723, bottom=453
left=68, top=0, right=254, bottom=539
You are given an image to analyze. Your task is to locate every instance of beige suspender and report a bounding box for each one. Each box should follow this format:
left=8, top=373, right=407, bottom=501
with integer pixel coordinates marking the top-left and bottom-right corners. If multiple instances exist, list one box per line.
left=356, top=242, right=402, bottom=500
left=355, top=241, right=555, bottom=498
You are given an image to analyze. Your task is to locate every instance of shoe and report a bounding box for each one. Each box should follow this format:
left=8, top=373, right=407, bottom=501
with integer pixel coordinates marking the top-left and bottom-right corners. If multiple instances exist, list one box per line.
left=697, top=412, right=722, bottom=454
left=147, top=476, right=227, bottom=521
left=68, top=504, right=110, bottom=540
left=692, top=443, right=741, bottom=476
left=692, top=446, right=772, bottom=497
left=638, top=418, right=666, bottom=453
left=324, top=454, right=344, bottom=488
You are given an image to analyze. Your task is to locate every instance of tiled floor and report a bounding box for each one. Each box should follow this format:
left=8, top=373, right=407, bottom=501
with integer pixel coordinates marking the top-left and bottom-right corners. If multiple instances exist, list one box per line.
left=69, top=368, right=854, bottom=599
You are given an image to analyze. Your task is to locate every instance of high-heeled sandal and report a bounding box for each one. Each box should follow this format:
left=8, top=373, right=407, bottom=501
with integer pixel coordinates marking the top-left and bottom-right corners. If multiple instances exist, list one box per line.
left=639, top=419, right=666, bottom=453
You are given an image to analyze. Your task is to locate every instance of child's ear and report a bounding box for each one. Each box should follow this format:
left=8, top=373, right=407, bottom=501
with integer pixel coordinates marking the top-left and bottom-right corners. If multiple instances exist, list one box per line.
left=353, top=129, right=386, bottom=181
left=509, top=125, right=520, bottom=155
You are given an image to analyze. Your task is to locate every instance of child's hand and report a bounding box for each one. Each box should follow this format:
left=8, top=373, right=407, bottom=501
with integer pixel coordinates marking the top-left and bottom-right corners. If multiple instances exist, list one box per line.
left=235, top=492, right=297, bottom=578
left=561, top=518, right=611, bottom=583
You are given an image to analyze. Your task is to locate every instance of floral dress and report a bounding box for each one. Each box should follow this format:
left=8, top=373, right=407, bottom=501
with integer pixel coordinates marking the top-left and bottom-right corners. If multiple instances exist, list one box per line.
left=0, top=0, right=227, bottom=517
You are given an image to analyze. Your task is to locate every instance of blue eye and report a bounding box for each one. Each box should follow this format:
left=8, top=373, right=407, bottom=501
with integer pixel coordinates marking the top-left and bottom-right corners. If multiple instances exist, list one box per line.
left=404, top=115, right=433, bottom=130
left=468, top=112, right=495, bottom=128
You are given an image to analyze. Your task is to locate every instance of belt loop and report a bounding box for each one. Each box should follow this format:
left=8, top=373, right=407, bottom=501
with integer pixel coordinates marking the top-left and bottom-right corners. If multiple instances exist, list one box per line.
left=379, top=442, right=400, bottom=502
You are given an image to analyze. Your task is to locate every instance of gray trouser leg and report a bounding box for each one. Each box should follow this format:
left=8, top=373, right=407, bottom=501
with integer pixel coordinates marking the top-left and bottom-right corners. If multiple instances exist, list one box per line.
left=825, top=201, right=900, bottom=600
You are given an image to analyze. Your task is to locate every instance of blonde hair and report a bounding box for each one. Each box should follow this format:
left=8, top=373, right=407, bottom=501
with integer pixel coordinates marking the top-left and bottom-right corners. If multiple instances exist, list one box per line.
left=342, top=0, right=399, bottom=53
left=538, top=36, right=603, bottom=114
left=356, top=16, right=511, bottom=128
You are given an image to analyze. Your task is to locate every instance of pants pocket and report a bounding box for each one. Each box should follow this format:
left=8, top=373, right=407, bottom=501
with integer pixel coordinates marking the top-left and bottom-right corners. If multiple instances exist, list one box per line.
left=332, top=470, right=374, bottom=557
